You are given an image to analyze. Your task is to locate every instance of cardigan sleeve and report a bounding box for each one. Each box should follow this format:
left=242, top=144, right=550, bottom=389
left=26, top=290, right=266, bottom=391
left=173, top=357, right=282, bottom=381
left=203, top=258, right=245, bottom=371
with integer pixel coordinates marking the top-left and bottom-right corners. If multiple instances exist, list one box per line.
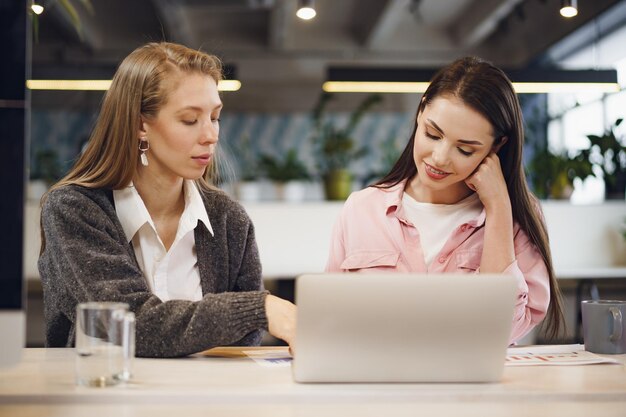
left=38, top=187, right=268, bottom=358
left=226, top=207, right=266, bottom=347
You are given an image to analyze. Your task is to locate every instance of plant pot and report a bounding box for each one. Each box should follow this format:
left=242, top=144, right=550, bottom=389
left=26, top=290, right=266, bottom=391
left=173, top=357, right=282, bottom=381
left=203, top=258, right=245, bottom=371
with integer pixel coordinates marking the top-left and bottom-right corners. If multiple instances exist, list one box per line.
left=549, top=172, right=573, bottom=200
left=323, top=169, right=352, bottom=201
left=604, top=173, right=626, bottom=200
left=236, top=181, right=262, bottom=202
left=27, top=179, right=49, bottom=201
left=283, top=180, right=309, bottom=202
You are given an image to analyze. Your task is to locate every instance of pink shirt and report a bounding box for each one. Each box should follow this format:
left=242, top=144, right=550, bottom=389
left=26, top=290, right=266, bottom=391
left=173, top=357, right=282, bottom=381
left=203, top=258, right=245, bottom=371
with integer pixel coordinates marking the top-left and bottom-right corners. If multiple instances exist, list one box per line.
left=325, top=181, right=550, bottom=344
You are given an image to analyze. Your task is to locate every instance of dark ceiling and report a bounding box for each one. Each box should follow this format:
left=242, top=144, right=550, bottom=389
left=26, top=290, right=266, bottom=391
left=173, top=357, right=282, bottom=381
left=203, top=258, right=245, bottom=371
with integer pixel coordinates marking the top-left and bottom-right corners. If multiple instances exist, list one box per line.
left=30, top=0, right=626, bottom=111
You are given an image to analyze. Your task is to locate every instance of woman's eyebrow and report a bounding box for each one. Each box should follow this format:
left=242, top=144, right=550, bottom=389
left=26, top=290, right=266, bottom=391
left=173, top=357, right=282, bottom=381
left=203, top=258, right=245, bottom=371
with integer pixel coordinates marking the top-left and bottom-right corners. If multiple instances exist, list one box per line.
left=176, top=103, right=223, bottom=113
left=426, top=118, right=485, bottom=146
left=175, top=106, right=203, bottom=114
left=458, top=139, right=484, bottom=146
left=426, top=118, right=444, bottom=135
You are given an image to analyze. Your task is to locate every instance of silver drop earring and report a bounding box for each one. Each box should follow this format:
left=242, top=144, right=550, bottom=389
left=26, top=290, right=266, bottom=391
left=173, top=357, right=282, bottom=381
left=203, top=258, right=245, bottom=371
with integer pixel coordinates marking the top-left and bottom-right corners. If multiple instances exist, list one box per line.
left=139, top=138, right=149, bottom=167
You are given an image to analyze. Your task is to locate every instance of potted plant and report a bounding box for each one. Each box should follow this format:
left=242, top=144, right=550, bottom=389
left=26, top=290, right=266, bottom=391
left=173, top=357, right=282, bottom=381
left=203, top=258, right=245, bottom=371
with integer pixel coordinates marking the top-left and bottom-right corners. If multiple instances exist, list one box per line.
left=258, top=149, right=311, bottom=201
left=364, top=134, right=404, bottom=185
left=526, top=147, right=593, bottom=200
left=29, top=148, right=62, bottom=200
left=580, top=118, right=626, bottom=200
left=235, top=134, right=262, bottom=202
left=311, top=93, right=382, bottom=200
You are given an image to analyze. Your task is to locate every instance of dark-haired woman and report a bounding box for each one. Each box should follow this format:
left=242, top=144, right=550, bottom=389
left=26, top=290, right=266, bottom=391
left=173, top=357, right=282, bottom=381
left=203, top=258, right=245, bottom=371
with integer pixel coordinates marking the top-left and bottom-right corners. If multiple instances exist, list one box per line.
left=326, top=57, right=563, bottom=343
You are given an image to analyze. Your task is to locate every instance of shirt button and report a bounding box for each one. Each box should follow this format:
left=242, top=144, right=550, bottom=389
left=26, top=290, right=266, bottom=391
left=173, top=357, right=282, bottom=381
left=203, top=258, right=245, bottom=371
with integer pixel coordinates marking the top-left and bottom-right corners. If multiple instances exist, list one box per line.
left=438, top=257, right=446, bottom=264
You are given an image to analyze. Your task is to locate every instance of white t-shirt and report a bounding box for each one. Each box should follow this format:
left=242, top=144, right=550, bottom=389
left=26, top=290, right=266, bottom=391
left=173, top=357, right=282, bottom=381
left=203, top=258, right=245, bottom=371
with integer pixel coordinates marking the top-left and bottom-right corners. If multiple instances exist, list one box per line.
left=402, top=192, right=483, bottom=267
left=113, top=180, right=213, bottom=302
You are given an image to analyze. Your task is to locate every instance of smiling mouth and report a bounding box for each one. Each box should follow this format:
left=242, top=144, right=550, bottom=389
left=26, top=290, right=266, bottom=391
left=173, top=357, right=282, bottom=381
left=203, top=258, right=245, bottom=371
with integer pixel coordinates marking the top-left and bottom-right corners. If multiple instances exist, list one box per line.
left=424, top=163, right=450, bottom=179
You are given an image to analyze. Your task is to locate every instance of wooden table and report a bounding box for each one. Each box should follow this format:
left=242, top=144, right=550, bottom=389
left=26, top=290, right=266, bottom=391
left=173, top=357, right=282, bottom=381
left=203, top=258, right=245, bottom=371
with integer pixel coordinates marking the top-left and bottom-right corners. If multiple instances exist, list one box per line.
left=0, top=347, right=625, bottom=416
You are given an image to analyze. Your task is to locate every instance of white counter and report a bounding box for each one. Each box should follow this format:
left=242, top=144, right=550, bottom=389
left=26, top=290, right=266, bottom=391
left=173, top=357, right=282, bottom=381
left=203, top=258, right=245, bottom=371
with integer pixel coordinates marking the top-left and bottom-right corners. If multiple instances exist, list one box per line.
left=23, top=199, right=626, bottom=280
left=245, top=200, right=626, bottom=278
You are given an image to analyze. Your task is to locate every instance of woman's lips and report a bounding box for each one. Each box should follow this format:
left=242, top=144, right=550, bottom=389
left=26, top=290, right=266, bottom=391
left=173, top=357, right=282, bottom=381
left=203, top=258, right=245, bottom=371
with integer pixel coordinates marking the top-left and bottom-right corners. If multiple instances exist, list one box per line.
left=192, top=154, right=211, bottom=166
left=424, top=162, right=450, bottom=180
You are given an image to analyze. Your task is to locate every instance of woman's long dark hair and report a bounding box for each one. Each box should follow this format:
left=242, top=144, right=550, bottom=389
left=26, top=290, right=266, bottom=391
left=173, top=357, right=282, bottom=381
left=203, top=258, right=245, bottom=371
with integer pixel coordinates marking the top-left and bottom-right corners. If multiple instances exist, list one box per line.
left=376, top=56, right=564, bottom=340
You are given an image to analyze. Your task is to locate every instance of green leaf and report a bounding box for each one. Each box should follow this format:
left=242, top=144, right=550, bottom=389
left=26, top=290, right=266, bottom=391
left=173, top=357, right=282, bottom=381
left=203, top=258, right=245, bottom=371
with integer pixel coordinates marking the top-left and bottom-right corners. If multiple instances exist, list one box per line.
left=310, top=93, right=382, bottom=175
left=77, top=0, right=95, bottom=15
left=59, top=0, right=84, bottom=40
left=258, top=149, right=310, bottom=182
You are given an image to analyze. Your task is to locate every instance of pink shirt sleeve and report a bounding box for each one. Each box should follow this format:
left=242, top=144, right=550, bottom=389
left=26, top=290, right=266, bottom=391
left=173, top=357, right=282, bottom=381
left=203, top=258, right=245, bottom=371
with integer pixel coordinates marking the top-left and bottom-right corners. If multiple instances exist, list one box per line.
left=325, top=207, right=347, bottom=272
left=505, top=226, right=550, bottom=344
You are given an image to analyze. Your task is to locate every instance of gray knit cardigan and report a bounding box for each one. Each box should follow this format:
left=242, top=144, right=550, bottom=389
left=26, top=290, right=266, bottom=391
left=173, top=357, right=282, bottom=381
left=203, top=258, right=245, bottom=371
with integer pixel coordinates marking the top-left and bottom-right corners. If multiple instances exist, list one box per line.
left=38, top=184, right=268, bottom=358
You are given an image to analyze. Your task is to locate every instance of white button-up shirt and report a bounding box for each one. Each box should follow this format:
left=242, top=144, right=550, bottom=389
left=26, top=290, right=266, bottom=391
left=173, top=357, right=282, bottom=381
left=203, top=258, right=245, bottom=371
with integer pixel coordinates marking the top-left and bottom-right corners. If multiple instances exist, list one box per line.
left=113, top=180, right=213, bottom=302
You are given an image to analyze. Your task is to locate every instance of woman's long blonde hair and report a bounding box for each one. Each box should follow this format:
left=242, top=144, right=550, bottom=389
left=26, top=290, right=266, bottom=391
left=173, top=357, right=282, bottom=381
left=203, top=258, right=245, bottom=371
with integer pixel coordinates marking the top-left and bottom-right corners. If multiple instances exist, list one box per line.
left=41, top=42, right=223, bottom=251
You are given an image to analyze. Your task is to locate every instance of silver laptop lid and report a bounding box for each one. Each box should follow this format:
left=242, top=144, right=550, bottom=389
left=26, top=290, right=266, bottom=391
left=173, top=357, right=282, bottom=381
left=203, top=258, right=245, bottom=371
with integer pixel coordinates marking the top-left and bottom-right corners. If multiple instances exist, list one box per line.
left=293, top=273, right=517, bottom=383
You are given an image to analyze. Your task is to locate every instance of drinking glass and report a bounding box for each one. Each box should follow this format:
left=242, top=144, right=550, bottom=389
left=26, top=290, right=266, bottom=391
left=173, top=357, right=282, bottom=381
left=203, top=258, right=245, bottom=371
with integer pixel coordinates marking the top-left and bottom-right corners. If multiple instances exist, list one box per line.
left=75, top=302, right=135, bottom=387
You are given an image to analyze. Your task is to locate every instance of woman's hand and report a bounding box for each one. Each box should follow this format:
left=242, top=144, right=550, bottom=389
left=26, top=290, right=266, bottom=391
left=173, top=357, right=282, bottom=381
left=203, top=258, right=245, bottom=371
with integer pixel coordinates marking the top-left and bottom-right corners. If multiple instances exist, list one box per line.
left=464, top=153, right=511, bottom=213
left=265, top=294, right=297, bottom=352
left=466, top=152, right=516, bottom=272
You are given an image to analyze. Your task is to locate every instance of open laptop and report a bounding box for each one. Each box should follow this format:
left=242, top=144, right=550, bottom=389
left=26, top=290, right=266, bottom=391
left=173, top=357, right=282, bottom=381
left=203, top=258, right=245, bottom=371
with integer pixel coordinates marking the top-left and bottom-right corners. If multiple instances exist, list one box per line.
left=293, top=273, right=517, bottom=383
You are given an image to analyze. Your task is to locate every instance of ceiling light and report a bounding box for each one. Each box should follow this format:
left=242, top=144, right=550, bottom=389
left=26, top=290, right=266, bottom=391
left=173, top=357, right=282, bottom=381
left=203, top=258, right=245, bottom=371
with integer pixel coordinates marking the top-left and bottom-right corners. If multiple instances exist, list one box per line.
left=512, top=82, right=618, bottom=93
left=323, top=81, right=619, bottom=94
left=26, top=79, right=241, bottom=92
left=26, top=80, right=112, bottom=90
left=324, top=67, right=620, bottom=94
left=296, top=0, right=316, bottom=20
left=323, top=82, right=431, bottom=94
left=560, top=0, right=578, bottom=18
left=31, top=1, right=44, bottom=15
left=217, top=80, right=242, bottom=92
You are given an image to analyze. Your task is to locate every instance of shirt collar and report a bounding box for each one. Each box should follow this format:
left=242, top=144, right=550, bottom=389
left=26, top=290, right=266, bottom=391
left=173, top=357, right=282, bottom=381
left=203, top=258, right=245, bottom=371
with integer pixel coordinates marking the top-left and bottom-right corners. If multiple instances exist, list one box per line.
left=113, top=180, right=213, bottom=243
left=183, top=180, right=213, bottom=237
left=113, top=184, right=152, bottom=243
left=383, top=179, right=486, bottom=227
left=381, top=181, right=405, bottom=214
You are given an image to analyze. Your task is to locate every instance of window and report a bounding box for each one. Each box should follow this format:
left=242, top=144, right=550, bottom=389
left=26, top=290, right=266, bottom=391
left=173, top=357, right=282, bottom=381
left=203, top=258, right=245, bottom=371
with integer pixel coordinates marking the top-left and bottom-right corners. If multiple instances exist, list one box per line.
left=546, top=26, right=626, bottom=203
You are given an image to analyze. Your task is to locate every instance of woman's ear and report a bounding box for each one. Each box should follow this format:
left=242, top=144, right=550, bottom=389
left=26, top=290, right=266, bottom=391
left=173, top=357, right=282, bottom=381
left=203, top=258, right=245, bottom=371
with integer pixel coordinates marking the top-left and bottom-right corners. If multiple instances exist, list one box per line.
left=493, top=136, right=508, bottom=153
left=138, top=118, right=148, bottom=139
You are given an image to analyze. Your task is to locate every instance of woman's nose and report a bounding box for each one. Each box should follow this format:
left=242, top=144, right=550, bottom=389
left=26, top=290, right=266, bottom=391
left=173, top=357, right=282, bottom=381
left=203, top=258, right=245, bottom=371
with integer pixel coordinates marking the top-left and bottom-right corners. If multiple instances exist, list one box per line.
left=202, top=120, right=219, bottom=144
left=431, top=142, right=450, bottom=167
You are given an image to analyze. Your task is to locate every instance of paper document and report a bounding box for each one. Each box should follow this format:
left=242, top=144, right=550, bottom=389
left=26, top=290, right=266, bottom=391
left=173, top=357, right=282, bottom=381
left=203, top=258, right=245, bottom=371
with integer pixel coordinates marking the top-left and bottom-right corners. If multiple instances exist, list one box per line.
left=243, top=349, right=292, bottom=368
left=506, top=344, right=621, bottom=366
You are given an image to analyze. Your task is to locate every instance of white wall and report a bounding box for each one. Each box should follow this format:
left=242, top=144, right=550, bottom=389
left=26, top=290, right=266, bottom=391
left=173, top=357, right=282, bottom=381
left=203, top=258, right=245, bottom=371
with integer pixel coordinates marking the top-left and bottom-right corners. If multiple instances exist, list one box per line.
left=24, top=199, right=626, bottom=280
left=245, top=201, right=626, bottom=278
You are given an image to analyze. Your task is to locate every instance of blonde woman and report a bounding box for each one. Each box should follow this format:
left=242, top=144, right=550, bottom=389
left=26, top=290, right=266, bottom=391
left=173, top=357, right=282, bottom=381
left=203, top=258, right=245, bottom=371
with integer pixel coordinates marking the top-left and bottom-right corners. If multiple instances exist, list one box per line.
left=39, top=42, right=296, bottom=357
